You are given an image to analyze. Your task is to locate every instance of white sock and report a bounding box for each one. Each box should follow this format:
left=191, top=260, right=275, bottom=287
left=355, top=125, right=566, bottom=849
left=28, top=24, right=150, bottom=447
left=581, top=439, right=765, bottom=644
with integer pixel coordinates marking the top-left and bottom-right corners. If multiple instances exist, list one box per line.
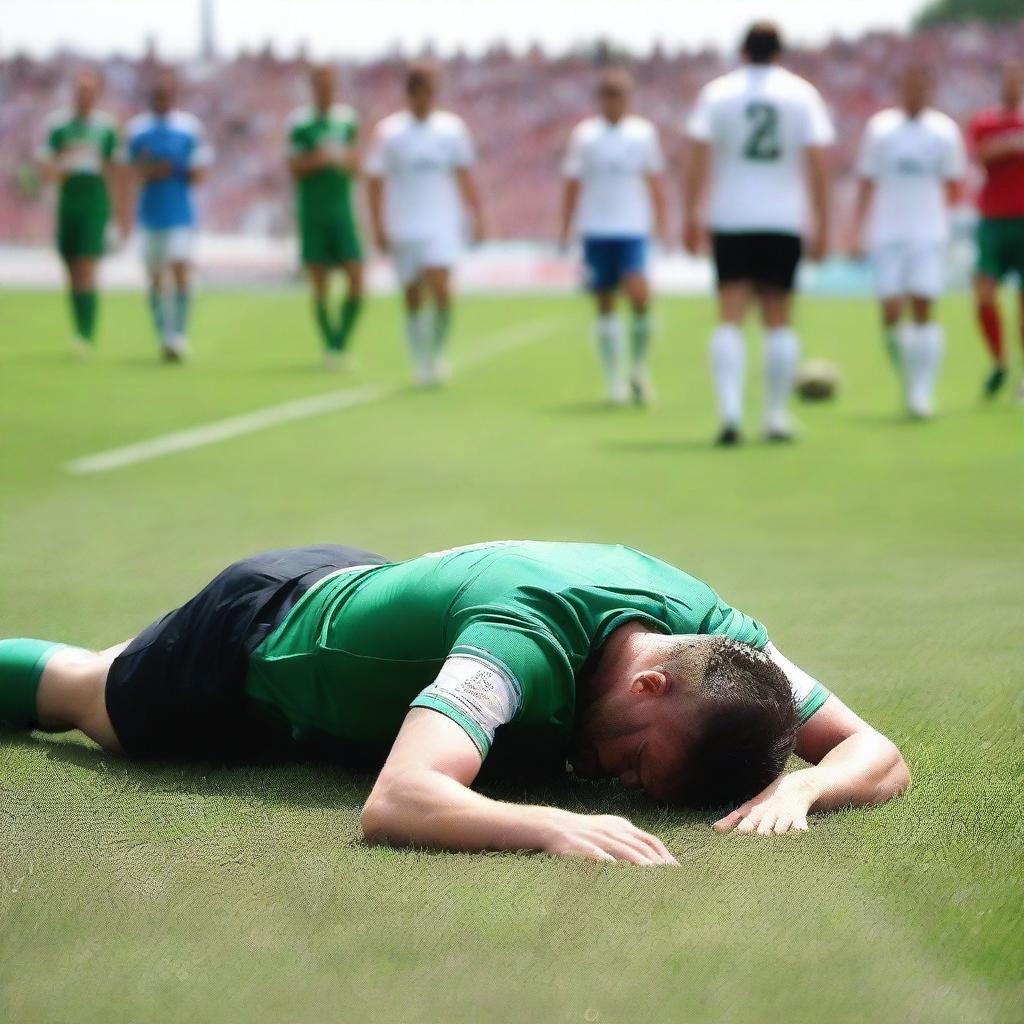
left=709, top=324, right=745, bottom=428
left=595, top=314, right=627, bottom=398
left=405, top=310, right=433, bottom=377
left=906, top=322, right=942, bottom=413
left=763, top=326, right=799, bottom=432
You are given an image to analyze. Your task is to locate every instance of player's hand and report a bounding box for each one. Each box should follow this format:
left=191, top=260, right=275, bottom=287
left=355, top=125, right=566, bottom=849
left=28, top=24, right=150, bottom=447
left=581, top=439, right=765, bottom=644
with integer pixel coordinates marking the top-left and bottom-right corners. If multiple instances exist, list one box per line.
left=335, top=148, right=359, bottom=173
left=373, top=227, right=390, bottom=254
left=682, top=217, right=707, bottom=255
left=846, top=233, right=866, bottom=261
left=471, top=217, right=486, bottom=246
left=713, top=772, right=818, bottom=836
left=542, top=810, right=679, bottom=865
left=144, top=159, right=174, bottom=181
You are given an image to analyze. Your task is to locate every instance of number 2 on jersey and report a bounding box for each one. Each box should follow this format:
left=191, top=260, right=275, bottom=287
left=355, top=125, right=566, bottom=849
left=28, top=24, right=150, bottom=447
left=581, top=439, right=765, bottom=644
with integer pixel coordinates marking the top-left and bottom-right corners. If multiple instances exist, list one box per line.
left=743, top=102, right=781, bottom=161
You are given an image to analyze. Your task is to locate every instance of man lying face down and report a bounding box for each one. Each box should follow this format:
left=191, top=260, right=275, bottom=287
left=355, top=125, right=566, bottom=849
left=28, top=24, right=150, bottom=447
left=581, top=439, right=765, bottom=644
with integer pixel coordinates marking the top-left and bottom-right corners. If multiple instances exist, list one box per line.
left=0, top=540, right=909, bottom=865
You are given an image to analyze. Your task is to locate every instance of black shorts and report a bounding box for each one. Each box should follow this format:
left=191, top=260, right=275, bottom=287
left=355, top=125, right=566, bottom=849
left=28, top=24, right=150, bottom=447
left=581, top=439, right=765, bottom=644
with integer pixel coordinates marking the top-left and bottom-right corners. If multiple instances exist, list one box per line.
left=712, top=232, right=803, bottom=292
left=105, top=544, right=389, bottom=759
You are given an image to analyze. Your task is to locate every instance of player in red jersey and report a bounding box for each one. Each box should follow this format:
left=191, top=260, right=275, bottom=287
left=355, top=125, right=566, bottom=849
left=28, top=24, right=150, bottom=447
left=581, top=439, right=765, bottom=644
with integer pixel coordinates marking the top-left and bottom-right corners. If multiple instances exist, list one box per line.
left=966, top=63, right=1024, bottom=399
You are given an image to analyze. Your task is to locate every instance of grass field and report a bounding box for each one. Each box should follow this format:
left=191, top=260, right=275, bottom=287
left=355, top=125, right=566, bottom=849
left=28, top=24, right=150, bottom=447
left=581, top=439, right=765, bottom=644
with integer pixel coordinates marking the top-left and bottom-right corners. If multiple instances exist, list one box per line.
left=1, top=286, right=1022, bottom=1024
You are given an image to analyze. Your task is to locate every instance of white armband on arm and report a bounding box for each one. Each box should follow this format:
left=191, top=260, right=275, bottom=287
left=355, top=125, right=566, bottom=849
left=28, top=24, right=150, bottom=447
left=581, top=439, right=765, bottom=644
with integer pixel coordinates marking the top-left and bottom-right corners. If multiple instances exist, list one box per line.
left=410, top=654, right=522, bottom=758
left=765, top=642, right=830, bottom=725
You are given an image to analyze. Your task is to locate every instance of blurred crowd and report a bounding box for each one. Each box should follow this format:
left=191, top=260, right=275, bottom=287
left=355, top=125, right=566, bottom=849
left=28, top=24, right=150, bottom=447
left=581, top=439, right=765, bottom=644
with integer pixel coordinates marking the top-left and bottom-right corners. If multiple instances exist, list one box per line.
left=2, top=20, right=1022, bottom=244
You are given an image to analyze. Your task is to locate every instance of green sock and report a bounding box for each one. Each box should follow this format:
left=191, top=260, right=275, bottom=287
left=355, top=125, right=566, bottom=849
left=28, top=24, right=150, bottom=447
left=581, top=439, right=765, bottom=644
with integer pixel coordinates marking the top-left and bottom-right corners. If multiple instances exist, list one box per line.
left=883, top=325, right=901, bottom=369
left=336, top=296, right=363, bottom=353
left=631, top=311, right=652, bottom=364
left=80, top=291, right=97, bottom=341
left=433, top=306, right=452, bottom=355
left=69, top=291, right=93, bottom=343
left=0, top=639, right=65, bottom=728
left=315, top=301, right=337, bottom=351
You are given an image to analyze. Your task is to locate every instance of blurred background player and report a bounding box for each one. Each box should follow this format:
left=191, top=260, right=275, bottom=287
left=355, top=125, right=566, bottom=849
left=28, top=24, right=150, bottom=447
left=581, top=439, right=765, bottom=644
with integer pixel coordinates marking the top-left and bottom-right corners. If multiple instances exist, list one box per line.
left=287, top=64, right=363, bottom=371
left=684, top=22, right=833, bottom=445
left=560, top=68, right=668, bottom=406
left=36, top=70, right=122, bottom=355
left=365, top=62, right=485, bottom=386
left=124, top=68, right=212, bottom=362
left=967, top=62, right=1024, bottom=401
left=848, top=65, right=965, bottom=419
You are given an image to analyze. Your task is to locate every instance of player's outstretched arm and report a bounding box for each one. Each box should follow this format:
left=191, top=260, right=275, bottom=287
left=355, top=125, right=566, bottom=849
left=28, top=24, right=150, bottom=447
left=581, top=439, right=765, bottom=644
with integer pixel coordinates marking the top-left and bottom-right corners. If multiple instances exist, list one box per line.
left=361, top=708, right=678, bottom=865
left=713, top=692, right=910, bottom=836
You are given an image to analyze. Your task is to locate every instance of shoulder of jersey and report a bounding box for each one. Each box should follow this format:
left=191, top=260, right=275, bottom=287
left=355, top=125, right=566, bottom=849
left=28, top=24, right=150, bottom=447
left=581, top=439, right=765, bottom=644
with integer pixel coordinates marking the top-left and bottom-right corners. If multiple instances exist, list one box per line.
left=624, top=114, right=656, bottom=133
left=433, top=109, right=467, bottom=131
left=125, top=111, right=156, bottom=136
left=43, top=108, right=71, bottom=130
left=93, top=109, right=118, bottom=129
left=331, top=103, right=358, bottom=122
left=376, top=109, right=411, bottom=133
left=166, top=110, right=204, bottom=134
left=923, top=108, right=961, bottom=134
left=868, top=107, right=902, bottom=130
left=286, top=105, right=313, bottom=127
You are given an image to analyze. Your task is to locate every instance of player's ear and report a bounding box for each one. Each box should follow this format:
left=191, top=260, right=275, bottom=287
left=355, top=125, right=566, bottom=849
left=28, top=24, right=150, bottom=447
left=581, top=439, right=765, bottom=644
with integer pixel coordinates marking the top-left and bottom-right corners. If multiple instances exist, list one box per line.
left=630, top=668, right=670, bottom=697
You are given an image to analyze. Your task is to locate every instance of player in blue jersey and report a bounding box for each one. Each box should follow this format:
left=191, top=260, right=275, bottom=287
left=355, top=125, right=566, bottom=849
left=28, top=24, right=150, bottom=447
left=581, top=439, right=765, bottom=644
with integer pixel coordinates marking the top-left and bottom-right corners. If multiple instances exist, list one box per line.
left=123, top=69, right=213, bottom=362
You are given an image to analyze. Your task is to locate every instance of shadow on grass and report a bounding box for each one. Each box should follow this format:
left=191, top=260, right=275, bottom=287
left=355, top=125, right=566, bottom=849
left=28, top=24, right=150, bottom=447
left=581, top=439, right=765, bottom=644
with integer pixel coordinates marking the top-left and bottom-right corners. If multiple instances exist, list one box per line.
left=4, top=730, right=711, bottom=837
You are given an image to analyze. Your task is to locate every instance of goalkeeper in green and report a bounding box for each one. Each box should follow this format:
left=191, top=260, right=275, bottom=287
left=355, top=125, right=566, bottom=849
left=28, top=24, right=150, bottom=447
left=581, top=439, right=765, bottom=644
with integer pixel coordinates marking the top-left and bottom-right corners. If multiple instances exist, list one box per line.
left=36, top=69, right=124, bottom=355
left=287, top=64, right=364, bottom=370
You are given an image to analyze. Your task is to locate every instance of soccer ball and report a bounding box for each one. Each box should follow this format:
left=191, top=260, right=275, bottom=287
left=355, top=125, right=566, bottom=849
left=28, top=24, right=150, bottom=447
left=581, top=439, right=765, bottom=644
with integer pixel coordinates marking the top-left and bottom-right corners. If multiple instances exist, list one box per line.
left=795, top=359, right=841, bottom=402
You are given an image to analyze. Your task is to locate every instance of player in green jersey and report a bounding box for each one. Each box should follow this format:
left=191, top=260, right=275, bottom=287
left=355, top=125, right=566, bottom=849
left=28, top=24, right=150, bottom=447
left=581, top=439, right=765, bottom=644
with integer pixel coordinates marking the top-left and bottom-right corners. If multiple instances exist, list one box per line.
left=36, top=70, right=124, bottom=355
left=287, top=65, right=364, bottom=370
left=0, top=541, right=908, bottom=864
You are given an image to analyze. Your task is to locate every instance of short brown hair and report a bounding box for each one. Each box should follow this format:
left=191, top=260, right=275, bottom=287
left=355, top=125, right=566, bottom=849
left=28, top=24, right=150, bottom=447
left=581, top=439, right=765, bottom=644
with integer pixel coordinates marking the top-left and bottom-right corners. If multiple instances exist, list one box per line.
left=668, top=639, right=798, bottom=808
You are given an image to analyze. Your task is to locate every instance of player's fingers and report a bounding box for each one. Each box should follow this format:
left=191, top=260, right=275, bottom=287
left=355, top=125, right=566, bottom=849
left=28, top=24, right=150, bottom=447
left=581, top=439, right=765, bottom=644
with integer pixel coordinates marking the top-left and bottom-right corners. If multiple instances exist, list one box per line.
left=756, top=815, right=777, bottom=837
left=793, top=816, right=809, bottom=831
left=773, top=816, right=794, bottom=835
left=713, top=809, right=744, bottom=832
left=631, top=830, right=679, bottom=865
left=602, top=831, right=663, bottom=865
left=734, top=807, right=764, bottom=834
left=559, top=843, right=615, bottom=864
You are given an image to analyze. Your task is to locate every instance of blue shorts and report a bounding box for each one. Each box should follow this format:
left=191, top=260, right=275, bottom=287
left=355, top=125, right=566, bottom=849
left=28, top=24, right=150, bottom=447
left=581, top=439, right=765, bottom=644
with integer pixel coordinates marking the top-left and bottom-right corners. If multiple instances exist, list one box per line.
left=582, top=236, right=648, bottom=292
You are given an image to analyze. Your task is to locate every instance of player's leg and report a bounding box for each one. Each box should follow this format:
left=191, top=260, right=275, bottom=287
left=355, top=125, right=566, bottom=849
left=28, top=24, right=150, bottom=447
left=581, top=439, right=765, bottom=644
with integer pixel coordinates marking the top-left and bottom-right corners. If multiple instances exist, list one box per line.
left=622, top=271, right=653, bottom=405
left=871, top=242, right=908, bottom=370
left=974, top=218, right=1007, bottom=397
left=69, top=258, right=100, bottom=350
left=584, top=239, right=628, bottom=405
left=0, top=638, right=124, bottom=751
left=396, top=244, right=433, bottom=385
left=335, top=215, right=365, bottom=357
left=306, top=262, right=336, bottom=358
left=167, top=229, right=195, bottom=357
left=143, top=231, right=172, bottom=354
left=622, top=237, right=654, bottom=405
left=759, top=286, right=799, bottom=440
left=423, top=265, right=453, bottom=382
left=708, top=233, right=754, bottom=444
left=904, top=294, right=941, bottom=418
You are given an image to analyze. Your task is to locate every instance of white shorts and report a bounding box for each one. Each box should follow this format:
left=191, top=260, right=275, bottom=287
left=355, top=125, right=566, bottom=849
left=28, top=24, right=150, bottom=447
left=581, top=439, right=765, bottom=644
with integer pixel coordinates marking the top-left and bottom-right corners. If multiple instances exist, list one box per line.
left=391, top=235, right=460, bottom=286
left=870, top=240, right=945, bottom=300
left=142, top=227, right=196, bottom=272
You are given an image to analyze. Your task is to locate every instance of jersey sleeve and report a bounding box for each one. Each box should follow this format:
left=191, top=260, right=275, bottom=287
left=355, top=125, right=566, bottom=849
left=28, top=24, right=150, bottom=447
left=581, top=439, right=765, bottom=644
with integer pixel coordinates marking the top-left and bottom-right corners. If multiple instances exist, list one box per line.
left=941, top=123, right=968, bottom=180
left=686, top=87, right=713, bottom=142
left=410, top=619, right=567, bottom=758
left=644, top=125, right=666, bottom=173
left=765, top=643, right=830, bottom=725
left=410, top=653, right=521, bottom=758
left=187, top=119, right=214, bottom=169
left=36, top=113, right=63, bottom=160
left=451, top=118, right=476, bottom=167
left=801, top=88, right=836, bottom=147
left=562, top=125, right=585, bottom=177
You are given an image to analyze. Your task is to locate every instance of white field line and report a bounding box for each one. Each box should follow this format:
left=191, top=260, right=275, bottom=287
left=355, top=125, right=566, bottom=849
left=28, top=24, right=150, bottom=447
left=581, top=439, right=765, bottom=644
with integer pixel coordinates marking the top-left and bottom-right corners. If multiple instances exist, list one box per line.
left=66, top=319, right=561, bottom=475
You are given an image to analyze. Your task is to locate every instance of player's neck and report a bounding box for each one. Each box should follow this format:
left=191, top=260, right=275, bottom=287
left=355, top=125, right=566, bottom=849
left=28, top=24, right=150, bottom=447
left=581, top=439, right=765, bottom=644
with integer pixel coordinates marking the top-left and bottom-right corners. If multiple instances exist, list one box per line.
left=583, top=622, right=650, bottom=703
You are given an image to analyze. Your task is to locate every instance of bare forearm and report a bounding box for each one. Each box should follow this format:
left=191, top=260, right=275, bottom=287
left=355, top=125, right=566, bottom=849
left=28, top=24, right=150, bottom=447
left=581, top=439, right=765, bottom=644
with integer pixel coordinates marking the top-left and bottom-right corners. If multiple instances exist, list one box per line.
left=560, top=180, right=579, bottom=240
left=367, top=178, right=385, bottom=233
left=798, top=731, right=909, bottom=812
left=683, top=150, right=707, bottom=221
left=362, top=769, right=555, bottom=854
left=807, top=151, right=830, bottom=244
left=648, top=174, right=668, bottom=239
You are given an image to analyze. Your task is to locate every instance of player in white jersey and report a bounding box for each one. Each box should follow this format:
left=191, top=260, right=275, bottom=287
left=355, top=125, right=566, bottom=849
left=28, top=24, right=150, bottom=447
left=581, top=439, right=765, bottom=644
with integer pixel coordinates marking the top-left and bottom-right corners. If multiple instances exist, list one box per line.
left=560, top=68, right=669, bottom=405
left=366, top=63, right=486, bottom=386
left=848, top=65, right=966, bottom=419
left=684, top=23, right=834, bottom=444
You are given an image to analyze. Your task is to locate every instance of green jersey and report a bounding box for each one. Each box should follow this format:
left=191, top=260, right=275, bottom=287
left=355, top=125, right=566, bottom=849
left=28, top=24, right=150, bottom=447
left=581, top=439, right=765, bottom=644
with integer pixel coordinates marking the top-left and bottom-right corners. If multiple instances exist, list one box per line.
left=39, top=109, right=118, bottom=212
left=245, top=541, right=823, bottom=769
left=287, top=104, right=358, bottom=223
